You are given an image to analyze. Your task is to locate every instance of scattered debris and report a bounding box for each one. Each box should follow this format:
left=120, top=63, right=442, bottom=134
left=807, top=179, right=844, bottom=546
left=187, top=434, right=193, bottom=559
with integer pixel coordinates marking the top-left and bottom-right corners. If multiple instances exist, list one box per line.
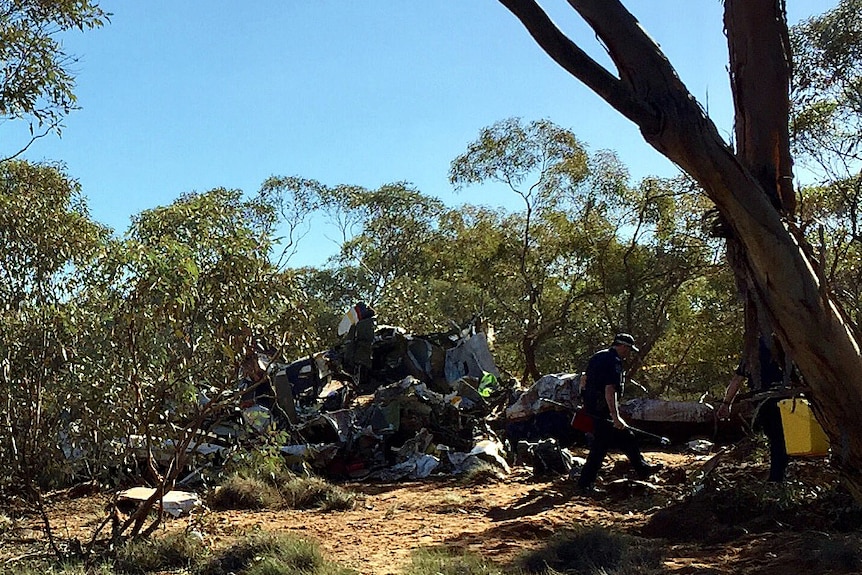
left=504, top=373, right=583, bottom=449
left=117, top=487, right=201, bottom=517
left=73, top=312, right=755, bottom=495
left=185, top=317, right=511, bottom=483
left=686, top=439, right=714, bottom=454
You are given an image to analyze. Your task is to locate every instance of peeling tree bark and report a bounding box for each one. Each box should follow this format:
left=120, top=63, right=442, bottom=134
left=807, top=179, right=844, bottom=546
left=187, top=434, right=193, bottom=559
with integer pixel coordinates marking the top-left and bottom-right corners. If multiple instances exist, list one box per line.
left=724, top=0, right=795, bottom=407
left=725, top=0, right=796, bottom=213
left=498, top=0, right=862, bottom=499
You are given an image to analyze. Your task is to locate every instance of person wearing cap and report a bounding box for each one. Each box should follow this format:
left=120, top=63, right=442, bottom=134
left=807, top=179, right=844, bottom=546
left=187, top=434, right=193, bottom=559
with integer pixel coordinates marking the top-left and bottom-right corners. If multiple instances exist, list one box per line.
left=576, top=333, right=662, bottom=494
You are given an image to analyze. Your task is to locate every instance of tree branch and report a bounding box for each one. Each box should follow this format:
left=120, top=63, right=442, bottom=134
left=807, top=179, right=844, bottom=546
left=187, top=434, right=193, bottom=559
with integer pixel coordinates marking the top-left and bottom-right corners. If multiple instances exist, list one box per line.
left=497, top=0, right=658, bottom=132
left=1, top=121, right=60, bottom=164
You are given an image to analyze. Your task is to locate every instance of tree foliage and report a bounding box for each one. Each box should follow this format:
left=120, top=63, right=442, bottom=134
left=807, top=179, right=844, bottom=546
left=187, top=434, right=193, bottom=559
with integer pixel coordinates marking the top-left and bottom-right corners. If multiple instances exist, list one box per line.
left=336, top=182, right=445, bottom=300
left=0, top=160, right=109, bottom=489
left=791, top=0, right=862, bottom=180
left=449, top=118, right=594, bottom=381
left=0, top=0, right=108, bottom=161
left=444, top=119, right=729, bottom=388
left=792, top=0, right=862, bottom=330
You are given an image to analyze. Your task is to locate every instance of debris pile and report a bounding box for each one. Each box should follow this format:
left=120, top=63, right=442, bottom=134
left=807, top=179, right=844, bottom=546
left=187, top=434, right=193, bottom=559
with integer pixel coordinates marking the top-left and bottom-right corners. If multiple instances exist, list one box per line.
left=92, top=310, right=752, bottom=491
left=188, top=316, right=512, bottom=483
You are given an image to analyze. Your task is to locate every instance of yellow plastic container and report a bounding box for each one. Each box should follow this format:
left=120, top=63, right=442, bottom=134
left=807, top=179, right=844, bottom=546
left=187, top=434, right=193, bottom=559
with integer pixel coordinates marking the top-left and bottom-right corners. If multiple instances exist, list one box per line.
left=779, top=398, right=830, bottom=456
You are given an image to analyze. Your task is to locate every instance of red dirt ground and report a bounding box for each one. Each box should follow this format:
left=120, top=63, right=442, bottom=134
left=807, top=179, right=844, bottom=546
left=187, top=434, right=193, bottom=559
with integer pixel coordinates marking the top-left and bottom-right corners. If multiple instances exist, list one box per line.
left=2, top=446, right=854, bottom=575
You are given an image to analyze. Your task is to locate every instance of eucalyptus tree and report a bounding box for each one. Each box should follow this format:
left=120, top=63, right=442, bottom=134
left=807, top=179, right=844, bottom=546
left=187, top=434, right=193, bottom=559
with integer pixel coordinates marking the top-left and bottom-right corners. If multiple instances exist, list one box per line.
left=97, top=188, right=311, bottom=437
left=260, top=176, right=447, bottom=322
left=598, top=175, right=736, bottom=396
left=331, top=182, right=446, bottom=307
left=293, top=265, right=371, bottom=347
left=257, top=176, right=325, bottom=269
left=318, top=202, right=509, bottom=340
left=448, top=119, right=725, bottom=387
left=496, top=0, right=862, bottom=498
left=0, top=161, right=110, bottom=490
left=791, top=0, right=862, bottom=329
left=449, top=118, right=601, bottom=382
left=431, top=204, right=518, bottom=328
left=68, top=188, right=317, bottom=539
left=791, top=0, right=862, bottom=182
left=797, top=181, right=862, bottom=328
left=0, top=0, right=107, bottom=161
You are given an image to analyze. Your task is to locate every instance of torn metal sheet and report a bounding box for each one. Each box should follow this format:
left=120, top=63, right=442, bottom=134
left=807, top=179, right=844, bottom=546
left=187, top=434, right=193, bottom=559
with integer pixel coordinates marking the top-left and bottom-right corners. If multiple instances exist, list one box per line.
left=446, top=378, right=488, bottom=412
left=444, top=331, right=500, bottom=383
left=371, top=454, right=440, bottom=481
left=505, top=373, right=580, bottom=421
left=623, top=398, right=715, bottom=423
left=392, top=428, right=435, bottom=461
left=121, top=435, right=226, bottom=465
left=619, top=398, right=746, bottom=444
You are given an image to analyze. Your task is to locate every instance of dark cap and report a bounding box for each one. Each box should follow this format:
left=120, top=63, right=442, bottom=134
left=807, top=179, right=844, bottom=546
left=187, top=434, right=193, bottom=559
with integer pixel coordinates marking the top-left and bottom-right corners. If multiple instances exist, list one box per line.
left=613, top=333, right=639, bottom=352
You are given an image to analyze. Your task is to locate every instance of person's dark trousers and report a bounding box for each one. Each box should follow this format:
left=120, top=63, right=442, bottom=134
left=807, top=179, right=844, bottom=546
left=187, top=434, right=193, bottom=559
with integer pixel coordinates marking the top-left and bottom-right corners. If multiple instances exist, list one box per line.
left=756, top=398, right=789, bottom=482
left=577, top=418, right=649, bottom=488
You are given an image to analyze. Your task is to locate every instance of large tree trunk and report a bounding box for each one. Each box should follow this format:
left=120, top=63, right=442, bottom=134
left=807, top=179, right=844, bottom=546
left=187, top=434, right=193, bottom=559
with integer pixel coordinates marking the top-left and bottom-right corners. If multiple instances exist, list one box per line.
left=499, top=0, right=862, bottom=499
left=723, top=0, right=795, bottom=405
left=725, top=0, right=796, bottom=213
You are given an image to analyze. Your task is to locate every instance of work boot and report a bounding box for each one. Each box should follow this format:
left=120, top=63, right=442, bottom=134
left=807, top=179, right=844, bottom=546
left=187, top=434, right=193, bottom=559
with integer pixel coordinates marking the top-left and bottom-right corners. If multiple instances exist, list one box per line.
left=577, top=484, right=606, bottom=498
left=637, top=462, right=664, bottom=480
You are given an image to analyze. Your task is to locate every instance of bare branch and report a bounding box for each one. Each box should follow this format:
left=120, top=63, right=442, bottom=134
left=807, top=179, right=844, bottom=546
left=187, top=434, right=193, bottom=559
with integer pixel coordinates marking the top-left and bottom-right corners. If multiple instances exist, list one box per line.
left=1, top=121, right=60, bottom=164
left=497, top=0, right=658, bottom=131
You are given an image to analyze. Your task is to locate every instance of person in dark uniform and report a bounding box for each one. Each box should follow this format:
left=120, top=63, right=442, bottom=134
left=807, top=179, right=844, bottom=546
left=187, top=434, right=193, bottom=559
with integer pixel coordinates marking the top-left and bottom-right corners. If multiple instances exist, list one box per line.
left=342, top=302, right=376, bottom=392
left=717, top=334, right=789, bottom=482
left=577, top=333, right=662, bottom=494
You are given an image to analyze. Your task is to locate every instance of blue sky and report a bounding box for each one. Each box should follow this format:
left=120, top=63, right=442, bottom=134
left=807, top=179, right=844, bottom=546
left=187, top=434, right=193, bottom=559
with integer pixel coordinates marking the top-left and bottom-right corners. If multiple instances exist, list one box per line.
left=14, top=1, right=832, bottom=267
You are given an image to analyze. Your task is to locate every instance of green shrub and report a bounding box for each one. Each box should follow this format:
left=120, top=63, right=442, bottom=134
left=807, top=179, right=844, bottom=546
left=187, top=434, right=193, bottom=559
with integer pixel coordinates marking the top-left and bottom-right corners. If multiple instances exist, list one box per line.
left=518, top=525, right=663, bottom=575
left=403, top=547, right=508, bottom=575
left=114, top=530, right=208, bottom=574
left=280, top=474, right=355, bottom=511
left=209, top=474, right=282, bottom=510
left=209, top=465, right=355, bottom=512
left=196, top=531, right=354, bottom=575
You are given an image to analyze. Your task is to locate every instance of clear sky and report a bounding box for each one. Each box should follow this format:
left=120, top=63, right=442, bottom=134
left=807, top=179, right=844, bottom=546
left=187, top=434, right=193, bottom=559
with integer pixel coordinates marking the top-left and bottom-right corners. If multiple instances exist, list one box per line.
left=14, top=1, right=832, bottom=267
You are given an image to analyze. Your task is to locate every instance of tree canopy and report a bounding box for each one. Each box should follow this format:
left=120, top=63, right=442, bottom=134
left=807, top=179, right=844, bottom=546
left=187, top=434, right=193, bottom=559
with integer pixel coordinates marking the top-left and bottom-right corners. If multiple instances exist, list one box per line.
left=0, top=0, right=107, bottom=161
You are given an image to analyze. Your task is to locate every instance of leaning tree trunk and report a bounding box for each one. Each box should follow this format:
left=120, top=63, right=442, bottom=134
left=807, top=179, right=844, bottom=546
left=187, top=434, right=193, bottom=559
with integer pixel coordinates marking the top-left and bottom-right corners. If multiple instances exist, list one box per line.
left=498, top=0, right=862, bottom=499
